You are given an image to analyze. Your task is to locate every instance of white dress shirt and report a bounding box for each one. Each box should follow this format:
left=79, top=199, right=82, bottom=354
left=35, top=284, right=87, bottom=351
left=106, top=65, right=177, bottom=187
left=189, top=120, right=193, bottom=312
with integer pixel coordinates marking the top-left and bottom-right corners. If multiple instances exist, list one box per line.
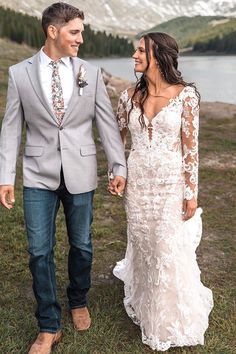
left=39, top=48, right=74, bottom=111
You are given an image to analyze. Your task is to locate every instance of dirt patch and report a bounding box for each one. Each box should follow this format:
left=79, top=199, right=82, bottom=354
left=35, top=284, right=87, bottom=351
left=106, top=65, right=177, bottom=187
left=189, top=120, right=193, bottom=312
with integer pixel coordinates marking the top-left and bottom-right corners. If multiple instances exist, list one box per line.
left=201, top=152, right=236, bottom=169
left=201, top=101, right=236, bottom=120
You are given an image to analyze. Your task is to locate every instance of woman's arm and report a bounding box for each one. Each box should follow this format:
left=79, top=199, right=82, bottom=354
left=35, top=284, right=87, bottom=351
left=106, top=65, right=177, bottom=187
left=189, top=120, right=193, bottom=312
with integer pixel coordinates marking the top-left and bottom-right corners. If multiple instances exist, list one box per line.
left=181, top=87, right=199, bottom=220
left=116, top=90, right=129, bottom=147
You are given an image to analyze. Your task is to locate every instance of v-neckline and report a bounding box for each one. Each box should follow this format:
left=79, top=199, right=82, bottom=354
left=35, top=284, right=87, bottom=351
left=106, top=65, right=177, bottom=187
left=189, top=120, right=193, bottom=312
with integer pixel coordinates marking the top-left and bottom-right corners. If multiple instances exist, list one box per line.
left=143, top=86, right=187, bottom=123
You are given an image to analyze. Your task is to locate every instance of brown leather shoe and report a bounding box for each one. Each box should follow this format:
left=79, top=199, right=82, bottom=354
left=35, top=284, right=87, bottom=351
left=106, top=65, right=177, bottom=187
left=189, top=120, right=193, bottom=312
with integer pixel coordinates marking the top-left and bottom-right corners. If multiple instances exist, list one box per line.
left=71, top=307, right=91, bottom=331
left=28, top=330, right=62, bottom=354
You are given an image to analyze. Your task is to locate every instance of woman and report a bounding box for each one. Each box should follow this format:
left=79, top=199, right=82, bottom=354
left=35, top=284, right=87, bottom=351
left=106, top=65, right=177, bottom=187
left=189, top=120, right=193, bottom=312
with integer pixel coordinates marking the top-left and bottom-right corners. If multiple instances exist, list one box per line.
left=112, top=32, right=213, bottom=351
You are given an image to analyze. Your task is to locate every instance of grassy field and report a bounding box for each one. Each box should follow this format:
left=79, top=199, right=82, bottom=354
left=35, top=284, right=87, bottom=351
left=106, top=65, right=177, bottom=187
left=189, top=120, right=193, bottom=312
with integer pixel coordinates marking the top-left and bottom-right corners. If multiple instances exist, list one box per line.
left=0, top=39, right=235, bottom=354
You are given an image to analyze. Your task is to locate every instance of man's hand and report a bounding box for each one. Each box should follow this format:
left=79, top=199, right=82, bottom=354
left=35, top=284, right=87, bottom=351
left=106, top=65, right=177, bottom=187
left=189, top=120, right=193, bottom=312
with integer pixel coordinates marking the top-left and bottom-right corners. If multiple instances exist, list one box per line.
left=107, top=176, right=126, bottom=196
left=182, top=197, right=197, bottom=221
left=0, top=185, right=15, bottom=209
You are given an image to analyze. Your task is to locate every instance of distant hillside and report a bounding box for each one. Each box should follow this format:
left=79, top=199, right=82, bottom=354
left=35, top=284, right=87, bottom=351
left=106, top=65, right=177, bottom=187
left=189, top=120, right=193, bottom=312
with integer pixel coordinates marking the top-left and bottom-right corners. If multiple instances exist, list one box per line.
left=193, top=30, right=236, bottom=53
left=138, top=16, right=236, bottom=51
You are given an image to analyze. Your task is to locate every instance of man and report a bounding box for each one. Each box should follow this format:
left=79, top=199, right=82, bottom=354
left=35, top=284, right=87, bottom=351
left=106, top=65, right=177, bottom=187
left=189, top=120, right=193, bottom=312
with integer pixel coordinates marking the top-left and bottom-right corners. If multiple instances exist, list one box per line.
left=0, top=2, right=126, bottom=353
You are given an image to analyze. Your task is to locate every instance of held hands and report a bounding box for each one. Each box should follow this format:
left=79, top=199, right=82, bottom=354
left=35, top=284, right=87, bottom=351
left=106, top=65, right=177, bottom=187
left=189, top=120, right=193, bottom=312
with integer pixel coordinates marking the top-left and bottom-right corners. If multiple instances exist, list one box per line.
left=107, top=176, right=126, bottom=197
left=0, top=185, right=15, bottom=209
left=182, top=197, right=197, bottom=221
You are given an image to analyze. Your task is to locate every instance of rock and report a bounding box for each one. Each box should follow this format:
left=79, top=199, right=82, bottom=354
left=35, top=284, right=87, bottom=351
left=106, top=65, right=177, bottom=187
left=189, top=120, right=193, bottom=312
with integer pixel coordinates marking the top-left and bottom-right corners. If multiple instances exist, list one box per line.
left=101, top=68, right=133, bottom=97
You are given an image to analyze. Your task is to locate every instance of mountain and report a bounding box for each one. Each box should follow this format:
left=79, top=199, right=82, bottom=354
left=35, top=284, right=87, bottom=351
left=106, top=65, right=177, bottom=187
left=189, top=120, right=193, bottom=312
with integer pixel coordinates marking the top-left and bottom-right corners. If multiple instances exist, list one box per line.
left=139, top=15, right=236, bottom=48
left=0, top=0, right=236, bottom=36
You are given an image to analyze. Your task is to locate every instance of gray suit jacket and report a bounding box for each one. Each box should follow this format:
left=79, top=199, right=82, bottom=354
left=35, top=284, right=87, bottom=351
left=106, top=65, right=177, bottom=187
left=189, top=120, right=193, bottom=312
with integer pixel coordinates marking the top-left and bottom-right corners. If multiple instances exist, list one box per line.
left=0, top=52, right=126, bottom=193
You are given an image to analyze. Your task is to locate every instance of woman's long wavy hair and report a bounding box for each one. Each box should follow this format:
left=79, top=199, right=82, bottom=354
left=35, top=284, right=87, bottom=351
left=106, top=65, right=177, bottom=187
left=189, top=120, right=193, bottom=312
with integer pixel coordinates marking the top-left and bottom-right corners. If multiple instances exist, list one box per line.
left=129, top=32, right=200, bottom=128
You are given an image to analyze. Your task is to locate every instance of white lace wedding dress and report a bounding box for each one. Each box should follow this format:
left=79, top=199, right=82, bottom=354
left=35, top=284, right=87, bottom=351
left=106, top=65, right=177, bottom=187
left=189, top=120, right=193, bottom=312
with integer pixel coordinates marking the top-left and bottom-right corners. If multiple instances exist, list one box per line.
left=113, top=86, right=213, bottom=351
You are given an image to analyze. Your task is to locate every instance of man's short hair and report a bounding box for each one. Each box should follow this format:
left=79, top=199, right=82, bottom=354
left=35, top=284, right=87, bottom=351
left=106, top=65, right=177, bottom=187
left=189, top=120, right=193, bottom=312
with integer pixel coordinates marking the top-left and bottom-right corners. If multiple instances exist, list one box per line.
left=42, top=2, right=84, bottom=36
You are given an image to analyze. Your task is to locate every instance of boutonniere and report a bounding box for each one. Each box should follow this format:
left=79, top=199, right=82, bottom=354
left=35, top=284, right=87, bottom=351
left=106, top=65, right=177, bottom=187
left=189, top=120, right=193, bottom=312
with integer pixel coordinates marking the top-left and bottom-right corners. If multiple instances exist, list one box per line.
left=76, top=64, right=88, bottom=96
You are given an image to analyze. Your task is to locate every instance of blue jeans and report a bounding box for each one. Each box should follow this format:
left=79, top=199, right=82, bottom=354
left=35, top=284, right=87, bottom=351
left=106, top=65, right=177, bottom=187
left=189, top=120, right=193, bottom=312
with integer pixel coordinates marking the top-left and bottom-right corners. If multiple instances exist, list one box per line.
left=23, top=173, right=94, bottom=333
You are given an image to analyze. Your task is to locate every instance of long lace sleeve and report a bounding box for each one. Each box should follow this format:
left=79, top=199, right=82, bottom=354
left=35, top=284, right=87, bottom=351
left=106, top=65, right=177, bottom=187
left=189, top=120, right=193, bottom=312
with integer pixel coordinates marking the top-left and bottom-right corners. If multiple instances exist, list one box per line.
left=107, top=90, right=129, bottom=181
left=116, top=90, right=129, bottom=145
left=181, top=87, right=199, bottom=201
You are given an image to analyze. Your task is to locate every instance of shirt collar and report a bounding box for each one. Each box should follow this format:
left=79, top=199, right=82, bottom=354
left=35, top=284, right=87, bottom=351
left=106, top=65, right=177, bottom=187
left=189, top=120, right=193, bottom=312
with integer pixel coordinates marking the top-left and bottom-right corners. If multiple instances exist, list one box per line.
left=39, top=47, right=71, bottom=68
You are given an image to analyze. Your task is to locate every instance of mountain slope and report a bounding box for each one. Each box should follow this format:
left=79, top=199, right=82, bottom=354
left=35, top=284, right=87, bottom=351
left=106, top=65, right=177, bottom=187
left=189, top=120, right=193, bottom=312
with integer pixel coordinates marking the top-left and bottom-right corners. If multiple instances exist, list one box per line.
left=0, top=0, right=236, bottom=35
left=139, top=16, right=236, bottom=48
left=193, top=29, right=236, bottom=53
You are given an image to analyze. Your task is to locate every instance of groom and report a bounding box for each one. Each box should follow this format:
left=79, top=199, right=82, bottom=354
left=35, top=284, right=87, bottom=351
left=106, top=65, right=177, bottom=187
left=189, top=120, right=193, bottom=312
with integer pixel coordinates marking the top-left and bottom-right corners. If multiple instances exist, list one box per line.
left=0, top=2, right=126, bottom=353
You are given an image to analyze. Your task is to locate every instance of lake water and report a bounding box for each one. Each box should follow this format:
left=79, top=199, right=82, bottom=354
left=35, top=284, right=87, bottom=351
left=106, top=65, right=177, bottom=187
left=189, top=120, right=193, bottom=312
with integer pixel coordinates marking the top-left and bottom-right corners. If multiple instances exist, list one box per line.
left=88, top=56, right=236, bottom=104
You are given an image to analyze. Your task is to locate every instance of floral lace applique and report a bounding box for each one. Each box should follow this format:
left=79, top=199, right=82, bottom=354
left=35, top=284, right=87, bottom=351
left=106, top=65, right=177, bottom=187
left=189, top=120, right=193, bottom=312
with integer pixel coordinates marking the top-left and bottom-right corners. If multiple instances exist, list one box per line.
left=116, top=87, right=199, bottom=200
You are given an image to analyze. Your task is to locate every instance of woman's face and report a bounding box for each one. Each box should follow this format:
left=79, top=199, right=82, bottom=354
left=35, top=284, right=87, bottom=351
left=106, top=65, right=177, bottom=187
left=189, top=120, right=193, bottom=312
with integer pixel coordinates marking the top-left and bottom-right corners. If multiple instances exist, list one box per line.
left=132, top=38, right=157, bottom=74
left=132, top=38, right=147, bottom=73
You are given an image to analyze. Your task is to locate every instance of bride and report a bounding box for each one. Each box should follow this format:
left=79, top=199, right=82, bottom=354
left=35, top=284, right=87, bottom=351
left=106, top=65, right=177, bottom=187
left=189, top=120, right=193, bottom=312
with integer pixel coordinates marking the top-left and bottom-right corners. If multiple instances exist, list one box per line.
left=111, top=32, right=213, bottom=351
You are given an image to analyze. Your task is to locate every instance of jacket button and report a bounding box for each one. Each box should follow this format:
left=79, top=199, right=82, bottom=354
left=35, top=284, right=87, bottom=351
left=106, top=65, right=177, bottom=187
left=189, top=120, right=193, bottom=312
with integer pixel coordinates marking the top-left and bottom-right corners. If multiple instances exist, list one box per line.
left=57, top=147, right=61, bottom=151
left=59, top=126, right=63, bottom=130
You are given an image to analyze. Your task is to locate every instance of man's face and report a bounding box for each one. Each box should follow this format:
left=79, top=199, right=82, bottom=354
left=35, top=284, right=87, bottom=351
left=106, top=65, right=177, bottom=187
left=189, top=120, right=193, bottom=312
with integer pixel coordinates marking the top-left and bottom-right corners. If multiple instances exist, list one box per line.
left=53, top=18, right=84, bottom=57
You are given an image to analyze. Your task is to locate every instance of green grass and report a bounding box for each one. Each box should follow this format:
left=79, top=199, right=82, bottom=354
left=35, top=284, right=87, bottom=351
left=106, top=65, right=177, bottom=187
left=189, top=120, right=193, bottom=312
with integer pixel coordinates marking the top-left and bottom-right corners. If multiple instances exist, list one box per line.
left=0, top=39, right=236, bottom=353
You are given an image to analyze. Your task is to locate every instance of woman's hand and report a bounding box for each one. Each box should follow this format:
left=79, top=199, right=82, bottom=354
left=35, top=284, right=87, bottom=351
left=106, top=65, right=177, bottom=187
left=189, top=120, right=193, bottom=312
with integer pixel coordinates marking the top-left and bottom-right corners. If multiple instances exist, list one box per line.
left=182, top=197, right=197, bottom=221
left=107, top=176, right=126, bottom=197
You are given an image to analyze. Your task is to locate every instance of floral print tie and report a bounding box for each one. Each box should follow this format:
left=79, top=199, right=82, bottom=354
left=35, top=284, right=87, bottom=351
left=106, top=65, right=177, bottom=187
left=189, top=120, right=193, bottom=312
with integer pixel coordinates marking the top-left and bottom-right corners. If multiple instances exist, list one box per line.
left=50, top=60, right=65, bottom=125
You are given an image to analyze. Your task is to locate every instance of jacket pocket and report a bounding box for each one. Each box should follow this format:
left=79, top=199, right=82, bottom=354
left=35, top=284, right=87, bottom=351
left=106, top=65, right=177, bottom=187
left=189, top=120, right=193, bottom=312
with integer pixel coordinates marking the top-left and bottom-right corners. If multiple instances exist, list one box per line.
left=80, top=144, right=96, bottom=156
left=24, top=146, right=44, bottom=157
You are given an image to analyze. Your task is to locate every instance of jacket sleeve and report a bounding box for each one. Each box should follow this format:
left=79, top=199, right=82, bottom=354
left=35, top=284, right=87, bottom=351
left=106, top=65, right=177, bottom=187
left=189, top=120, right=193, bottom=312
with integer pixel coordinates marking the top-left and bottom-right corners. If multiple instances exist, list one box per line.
left=0, top=67, right=24, bottom=185
left=94, top=68, right=127, bottom=179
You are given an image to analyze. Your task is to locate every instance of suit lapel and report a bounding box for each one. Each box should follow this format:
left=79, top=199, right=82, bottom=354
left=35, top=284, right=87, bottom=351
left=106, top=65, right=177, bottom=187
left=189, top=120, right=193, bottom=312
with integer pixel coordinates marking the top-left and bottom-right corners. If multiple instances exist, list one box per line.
left=26, top=52, right=58, bottom=125
left=61, top=57, right=82, bottom=125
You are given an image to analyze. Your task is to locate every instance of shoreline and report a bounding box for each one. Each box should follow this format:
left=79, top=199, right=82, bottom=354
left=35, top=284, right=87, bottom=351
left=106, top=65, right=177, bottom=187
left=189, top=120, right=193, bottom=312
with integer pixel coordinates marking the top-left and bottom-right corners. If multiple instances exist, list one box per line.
left=102, top=70, right=236, bottom=118
left=180, top=50, right=236, bottom=57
